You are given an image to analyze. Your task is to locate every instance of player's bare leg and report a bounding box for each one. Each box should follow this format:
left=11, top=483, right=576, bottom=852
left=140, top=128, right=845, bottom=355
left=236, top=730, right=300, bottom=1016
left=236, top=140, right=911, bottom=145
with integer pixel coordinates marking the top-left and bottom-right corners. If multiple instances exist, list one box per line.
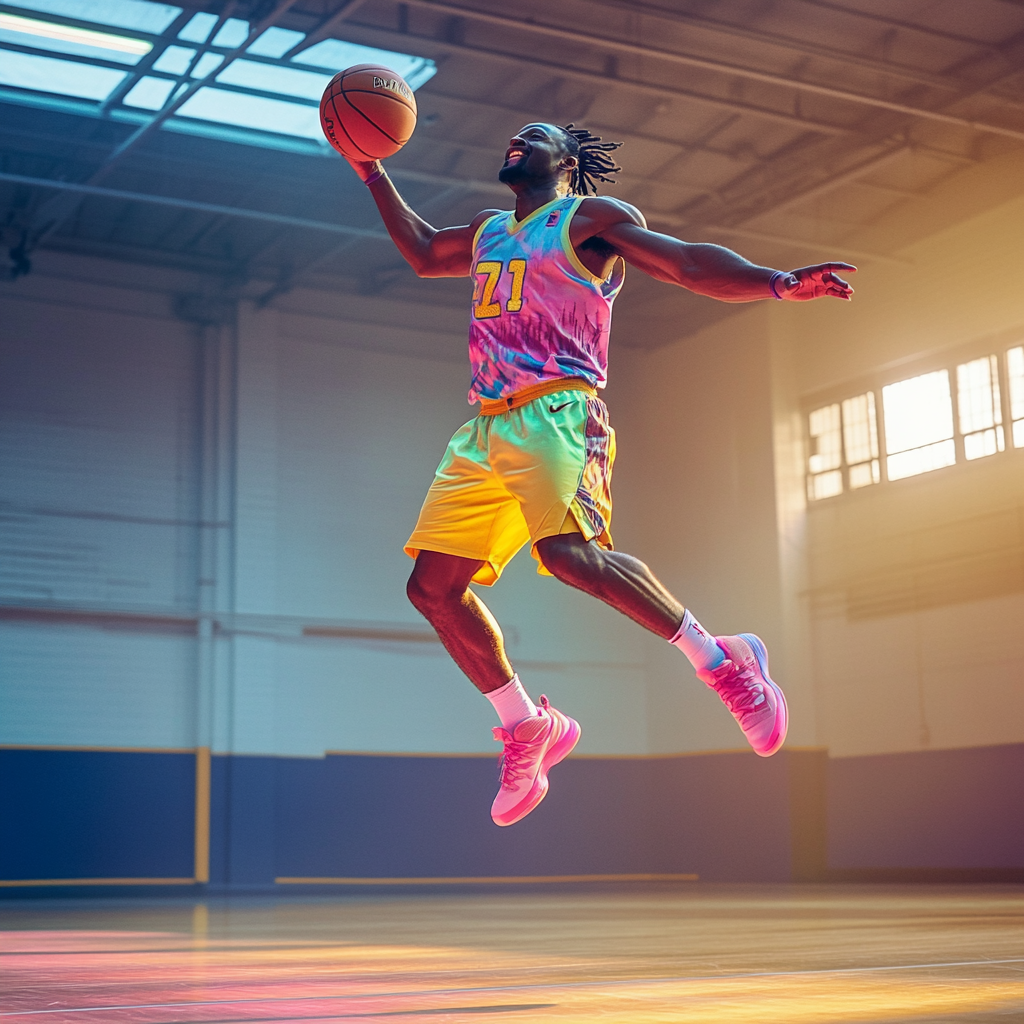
left=407, top=549, right=581, bottom=825
left=406, top=550, right=512, bottom=694
left=534, top=533, right=684, bottom=639
left=536, top=532, right=787, bottom=756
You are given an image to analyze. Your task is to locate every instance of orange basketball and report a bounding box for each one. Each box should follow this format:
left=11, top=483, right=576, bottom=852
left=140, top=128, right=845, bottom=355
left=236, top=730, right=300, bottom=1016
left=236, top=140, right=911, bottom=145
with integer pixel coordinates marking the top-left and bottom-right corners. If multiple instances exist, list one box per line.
left=320, top=64, right=418, bottom=161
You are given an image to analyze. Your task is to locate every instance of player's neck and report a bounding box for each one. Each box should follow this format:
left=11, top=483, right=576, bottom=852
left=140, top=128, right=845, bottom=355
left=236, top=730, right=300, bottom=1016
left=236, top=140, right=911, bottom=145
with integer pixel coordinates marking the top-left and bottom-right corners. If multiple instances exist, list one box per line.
left=511, top=182, right=567, bottom=222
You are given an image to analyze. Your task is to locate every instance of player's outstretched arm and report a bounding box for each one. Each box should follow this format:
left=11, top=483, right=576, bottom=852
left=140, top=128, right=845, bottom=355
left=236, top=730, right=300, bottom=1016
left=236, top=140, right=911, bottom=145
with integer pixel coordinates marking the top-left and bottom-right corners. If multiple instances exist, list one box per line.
left=347, top=157, right=500, bottom=278
left=587, top=198, right=855, bottom=302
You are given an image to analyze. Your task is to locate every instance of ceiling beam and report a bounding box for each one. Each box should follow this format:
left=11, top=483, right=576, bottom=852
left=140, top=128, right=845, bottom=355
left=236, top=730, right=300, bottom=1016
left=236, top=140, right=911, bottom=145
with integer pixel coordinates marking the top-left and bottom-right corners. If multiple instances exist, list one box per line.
left=3, top=171, right=390, bottom=239
left=344, top=24, right=854, bottom=137
left=397, top=0, right=1024, bottom=141
left=560, top=0, right=1022, bottom=103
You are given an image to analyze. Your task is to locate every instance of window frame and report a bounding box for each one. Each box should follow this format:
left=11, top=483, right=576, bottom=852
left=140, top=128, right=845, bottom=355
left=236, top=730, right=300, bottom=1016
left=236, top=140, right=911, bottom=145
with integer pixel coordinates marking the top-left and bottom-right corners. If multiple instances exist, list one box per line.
left=803, top=332, right=1024, bottom=503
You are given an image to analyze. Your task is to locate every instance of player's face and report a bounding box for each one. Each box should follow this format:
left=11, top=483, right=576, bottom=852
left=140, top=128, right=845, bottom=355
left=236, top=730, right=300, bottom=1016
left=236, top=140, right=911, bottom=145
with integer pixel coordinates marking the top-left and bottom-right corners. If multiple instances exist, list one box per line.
left=498, top=124, right=572, bottom=187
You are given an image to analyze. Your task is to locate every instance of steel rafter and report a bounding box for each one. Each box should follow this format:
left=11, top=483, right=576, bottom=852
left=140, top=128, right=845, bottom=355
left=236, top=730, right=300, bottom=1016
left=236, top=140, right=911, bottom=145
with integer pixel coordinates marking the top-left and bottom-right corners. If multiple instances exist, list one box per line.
left=394, top=0, right=1024, bottom=141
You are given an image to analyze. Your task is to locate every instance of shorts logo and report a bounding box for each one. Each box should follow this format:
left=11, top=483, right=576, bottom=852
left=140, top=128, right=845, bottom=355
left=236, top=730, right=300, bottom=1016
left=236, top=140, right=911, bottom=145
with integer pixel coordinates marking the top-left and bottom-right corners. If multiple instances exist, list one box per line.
left=549, top=400, right=574, bottom=413
left=546, top=211, right=561, bottom=227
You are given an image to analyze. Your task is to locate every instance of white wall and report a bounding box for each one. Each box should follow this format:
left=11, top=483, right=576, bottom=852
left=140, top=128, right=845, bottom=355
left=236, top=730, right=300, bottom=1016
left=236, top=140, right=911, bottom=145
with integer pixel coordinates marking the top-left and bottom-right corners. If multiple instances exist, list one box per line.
left=1, top=254, right=650, bottom=758
left=769, top=188, right=1024, bottom=758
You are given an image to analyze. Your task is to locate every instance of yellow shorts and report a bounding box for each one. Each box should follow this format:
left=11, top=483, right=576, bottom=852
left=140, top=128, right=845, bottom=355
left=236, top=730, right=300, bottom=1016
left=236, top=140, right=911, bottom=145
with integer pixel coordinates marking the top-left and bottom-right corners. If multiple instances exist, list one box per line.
left=406, top=382, right=616, bottom=586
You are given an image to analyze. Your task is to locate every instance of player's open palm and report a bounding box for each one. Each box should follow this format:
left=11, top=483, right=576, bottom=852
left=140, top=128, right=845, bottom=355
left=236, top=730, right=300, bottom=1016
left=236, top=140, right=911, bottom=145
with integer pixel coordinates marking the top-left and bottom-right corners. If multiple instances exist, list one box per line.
left=776, top=262, right=856, bottom=301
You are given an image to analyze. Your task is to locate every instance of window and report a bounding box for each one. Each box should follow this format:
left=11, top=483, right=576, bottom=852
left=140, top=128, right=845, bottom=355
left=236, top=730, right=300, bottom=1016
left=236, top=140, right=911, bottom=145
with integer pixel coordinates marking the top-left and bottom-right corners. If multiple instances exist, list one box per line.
left=807, top=403, right=843, bottom=500
left=806, top=343, right=1022, bottom=500
left=842, top=392, right=879, bottom=488
left=882, top=370, right=956, bottom=481
left=956, top=355, right=1003, bottom=460
left=0, top=0, right=437, bottom=153
left=1008, top=346, right=1024, bottom=449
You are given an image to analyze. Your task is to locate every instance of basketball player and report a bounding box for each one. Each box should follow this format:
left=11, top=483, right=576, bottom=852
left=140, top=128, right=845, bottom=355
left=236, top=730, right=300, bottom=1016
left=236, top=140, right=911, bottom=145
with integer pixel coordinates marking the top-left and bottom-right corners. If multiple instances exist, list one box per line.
left=344, top=123, right=854, bottom=826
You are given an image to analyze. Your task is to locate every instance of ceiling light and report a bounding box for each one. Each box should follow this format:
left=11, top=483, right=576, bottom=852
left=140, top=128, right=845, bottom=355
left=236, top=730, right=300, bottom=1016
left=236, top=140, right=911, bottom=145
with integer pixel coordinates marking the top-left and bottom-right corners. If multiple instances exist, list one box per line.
left=0, top=11, right=151, bottom=55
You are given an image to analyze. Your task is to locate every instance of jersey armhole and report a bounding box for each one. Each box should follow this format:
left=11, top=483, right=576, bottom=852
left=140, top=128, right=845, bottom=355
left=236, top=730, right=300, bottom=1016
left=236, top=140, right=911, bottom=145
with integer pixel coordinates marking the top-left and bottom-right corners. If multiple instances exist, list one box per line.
left=471, top=213, right=503, bottom=258
left=560, top=196, right=609, bottom=287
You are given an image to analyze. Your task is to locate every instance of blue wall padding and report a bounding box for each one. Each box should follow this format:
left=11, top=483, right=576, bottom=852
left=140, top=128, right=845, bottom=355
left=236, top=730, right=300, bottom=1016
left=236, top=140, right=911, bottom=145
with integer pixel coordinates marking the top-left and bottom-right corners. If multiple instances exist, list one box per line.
left=274, top=751, right=793, bottom=882
left=0, top=749, right=195, bottom=880
left=828, top=743, right=1024, bottom=869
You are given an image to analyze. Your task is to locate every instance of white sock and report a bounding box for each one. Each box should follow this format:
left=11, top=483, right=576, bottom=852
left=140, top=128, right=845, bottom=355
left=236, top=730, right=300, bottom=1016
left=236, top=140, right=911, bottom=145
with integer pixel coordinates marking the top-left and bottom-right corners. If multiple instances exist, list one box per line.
left=669, top=609, right=725, bottom=671
left=484, top=674, right=538, bottom=731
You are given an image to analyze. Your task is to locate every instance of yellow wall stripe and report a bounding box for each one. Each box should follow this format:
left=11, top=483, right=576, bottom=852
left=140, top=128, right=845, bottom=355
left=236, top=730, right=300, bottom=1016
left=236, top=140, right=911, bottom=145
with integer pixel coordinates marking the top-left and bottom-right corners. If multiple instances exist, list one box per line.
left=193, top=746, right=211, bottom=883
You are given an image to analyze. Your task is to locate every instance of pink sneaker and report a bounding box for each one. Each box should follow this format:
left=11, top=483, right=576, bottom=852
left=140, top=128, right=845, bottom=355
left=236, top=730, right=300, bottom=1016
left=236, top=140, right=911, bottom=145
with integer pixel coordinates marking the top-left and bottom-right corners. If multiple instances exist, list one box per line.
left=697, top=633, right=788, bottom=757
left=490, top=695, right=581, bottom=827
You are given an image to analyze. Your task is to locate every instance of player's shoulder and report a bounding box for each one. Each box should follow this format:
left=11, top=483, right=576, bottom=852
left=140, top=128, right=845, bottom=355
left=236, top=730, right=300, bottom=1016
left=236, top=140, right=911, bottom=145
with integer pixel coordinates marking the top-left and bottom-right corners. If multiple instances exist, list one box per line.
left=577, top=195, right=647, bottom=229
left=469, top=208, right=511, bottom=230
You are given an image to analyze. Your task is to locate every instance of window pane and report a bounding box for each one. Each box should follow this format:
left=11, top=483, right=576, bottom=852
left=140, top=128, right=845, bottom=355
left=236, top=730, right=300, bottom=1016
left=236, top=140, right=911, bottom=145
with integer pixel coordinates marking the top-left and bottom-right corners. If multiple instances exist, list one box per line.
left=247, top=26, right=304, bottom=58
left=175, top=86, right=322, bottom=138
left=964, top=427, right=1004, bottom=461
left=152, top=43, right=194, bottom=74
left=957, top=355, right=1001, bottom=434
left=808, top=404, right=841, bottom=474
left=5, top=0, right=182, bottom=34
left=849, top=460, right=879, bottom=489
left=122, top=74, right=177, bottom=108
left=842, top=392, right=878, bottom=465
left=808, top=470, right=843, bottom=501
left=887, top=439, right=956, bottom=481
left=178, top=11, right=216, bottom=43
left=293, top=38, right=437, bottom=90
left=882, top=370, right=953, bottom=455
left=215, top=59, right=330, bottom=101
left=0, top=46, right=126, bottom=99
left=212, top=17, right=248, bottom=48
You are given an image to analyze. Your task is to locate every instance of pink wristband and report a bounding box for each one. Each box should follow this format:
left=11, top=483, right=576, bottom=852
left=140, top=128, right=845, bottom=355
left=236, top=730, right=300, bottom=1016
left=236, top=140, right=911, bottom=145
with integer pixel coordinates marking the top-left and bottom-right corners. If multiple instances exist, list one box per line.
left=769, top=271, right=785, bottom=300
left=363, top=166, right=385, bottom=185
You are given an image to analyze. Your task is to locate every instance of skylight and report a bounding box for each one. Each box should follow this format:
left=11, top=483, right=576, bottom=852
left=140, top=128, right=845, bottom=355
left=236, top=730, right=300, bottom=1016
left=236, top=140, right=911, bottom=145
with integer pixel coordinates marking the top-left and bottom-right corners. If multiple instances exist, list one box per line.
left=0, top=11, right=151, bottom=63
left=8, top=0, right=182, bottom=34
left=0, top=0, right=437, bottom=154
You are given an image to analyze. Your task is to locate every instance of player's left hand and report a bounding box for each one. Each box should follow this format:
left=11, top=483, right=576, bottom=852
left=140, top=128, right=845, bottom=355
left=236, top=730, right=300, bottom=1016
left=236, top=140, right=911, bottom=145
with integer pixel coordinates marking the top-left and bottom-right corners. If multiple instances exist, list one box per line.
left=775, top=262, right=857, bottom=301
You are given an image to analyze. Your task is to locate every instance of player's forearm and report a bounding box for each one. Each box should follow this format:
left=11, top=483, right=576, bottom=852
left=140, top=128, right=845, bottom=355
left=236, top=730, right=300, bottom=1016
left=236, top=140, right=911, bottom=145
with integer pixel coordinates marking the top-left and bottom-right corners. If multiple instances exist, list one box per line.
left=365, top=171, right=439, bottom=275
left=671, top=243, right=776, bottom=302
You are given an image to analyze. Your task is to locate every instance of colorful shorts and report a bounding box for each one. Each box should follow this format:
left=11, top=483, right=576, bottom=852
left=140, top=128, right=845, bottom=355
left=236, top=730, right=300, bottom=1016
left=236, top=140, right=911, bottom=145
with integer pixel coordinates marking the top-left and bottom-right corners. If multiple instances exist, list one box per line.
left=405, top=381, right=616, bottom=586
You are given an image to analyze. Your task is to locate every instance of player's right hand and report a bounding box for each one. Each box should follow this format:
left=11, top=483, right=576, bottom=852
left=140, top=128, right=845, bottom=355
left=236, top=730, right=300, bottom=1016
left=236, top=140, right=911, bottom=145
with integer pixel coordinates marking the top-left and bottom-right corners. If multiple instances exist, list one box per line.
left=343, top=155, right=383, bottom=183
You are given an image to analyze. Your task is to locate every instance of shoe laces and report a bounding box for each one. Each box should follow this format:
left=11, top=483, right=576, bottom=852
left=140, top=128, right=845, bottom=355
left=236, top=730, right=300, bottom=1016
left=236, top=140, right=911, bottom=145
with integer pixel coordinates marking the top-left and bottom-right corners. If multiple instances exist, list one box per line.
left=493, top=728, right=532, bottom=788
left=708, top=660, right=766, bottom=723
left=493, top=696, right=552, bottom=789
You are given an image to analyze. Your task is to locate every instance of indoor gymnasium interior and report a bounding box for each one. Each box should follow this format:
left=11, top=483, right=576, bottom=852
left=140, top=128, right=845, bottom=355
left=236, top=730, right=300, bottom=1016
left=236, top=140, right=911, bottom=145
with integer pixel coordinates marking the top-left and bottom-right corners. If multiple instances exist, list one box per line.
left=2, top=0, right=1024, bottom=1021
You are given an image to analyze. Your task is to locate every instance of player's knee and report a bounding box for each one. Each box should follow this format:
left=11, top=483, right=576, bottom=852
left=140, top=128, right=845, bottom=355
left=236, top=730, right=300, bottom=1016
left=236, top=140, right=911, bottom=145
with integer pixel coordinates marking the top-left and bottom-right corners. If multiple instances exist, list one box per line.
left=406, top=564, right=460, bottom=618
left=538, top=535, right=602, bottom=585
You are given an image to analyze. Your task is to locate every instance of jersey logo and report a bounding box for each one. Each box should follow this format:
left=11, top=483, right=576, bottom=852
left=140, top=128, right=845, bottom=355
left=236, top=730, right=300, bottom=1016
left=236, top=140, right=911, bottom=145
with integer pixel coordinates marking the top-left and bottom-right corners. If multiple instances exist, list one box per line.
left=546, top=210, right=561, bottom=227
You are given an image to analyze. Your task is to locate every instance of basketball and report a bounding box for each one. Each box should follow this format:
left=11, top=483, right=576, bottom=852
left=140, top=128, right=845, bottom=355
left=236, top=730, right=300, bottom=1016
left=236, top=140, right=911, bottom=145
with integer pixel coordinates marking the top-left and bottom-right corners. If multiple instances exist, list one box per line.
left=320, top=64, right=418, bottom=161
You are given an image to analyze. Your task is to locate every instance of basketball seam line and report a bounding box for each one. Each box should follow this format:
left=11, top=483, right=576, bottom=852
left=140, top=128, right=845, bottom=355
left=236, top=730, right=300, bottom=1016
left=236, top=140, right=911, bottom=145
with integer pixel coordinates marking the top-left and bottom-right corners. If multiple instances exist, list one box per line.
left=340, top=89, right=406, bottom=147
left=326, top=93, right=375, bottom=160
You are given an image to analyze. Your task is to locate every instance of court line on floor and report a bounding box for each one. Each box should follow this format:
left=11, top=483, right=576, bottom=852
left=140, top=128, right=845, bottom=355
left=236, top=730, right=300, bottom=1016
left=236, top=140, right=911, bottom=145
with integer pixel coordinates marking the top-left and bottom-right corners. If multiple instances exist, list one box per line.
left=5, top=957, right=1024, bottom=1016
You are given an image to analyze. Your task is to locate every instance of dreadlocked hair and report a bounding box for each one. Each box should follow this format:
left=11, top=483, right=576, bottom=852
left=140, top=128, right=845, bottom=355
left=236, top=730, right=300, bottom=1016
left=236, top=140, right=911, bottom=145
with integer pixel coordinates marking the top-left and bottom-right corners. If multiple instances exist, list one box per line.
left=558, top=124, right=623, bottom=195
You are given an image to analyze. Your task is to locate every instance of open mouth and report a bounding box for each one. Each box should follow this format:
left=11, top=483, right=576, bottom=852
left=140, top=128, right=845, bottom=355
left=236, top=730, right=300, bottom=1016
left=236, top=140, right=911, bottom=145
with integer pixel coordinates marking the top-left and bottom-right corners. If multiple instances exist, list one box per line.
left=503, top=145, right=528, bottom=165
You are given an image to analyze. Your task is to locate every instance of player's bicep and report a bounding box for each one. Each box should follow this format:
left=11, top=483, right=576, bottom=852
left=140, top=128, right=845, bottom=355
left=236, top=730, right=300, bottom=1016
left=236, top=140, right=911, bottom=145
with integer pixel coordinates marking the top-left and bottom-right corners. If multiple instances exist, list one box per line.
left=599, top=222, right=692, bottom=282
left=420, top=224, right=476, bottom=278
left=420, top=210, right=503, bottom=278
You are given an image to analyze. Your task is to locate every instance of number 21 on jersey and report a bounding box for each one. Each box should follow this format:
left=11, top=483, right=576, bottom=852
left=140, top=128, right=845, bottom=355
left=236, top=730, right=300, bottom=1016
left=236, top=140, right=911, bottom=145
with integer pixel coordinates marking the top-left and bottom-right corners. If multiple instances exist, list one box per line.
left=473, top=259, right=526, bottom=319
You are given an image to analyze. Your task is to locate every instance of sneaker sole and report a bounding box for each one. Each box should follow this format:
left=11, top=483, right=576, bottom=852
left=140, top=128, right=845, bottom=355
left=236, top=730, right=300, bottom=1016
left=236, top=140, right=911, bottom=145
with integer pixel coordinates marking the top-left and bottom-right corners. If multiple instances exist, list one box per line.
left=491, top=713, right=581, bottom=827
left=737, top=633, right=788, bottom=757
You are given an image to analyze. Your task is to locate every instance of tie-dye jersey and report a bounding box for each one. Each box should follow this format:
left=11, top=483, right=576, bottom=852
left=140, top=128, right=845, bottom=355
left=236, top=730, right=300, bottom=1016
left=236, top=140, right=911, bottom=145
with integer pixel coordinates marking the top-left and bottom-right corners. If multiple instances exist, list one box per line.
left=467, top=195, right=625, bottom=403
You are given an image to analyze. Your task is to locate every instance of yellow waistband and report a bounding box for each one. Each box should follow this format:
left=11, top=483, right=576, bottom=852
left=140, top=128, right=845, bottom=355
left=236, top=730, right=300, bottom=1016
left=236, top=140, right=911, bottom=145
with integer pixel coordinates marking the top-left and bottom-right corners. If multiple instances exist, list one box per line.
left=477, top=378, right=597, bottom=416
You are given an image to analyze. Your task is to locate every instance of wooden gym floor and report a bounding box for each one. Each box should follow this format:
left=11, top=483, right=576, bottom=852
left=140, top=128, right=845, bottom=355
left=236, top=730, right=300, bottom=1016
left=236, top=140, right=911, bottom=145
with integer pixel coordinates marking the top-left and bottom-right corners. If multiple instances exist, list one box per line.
left=3, top=884, right=1024, bottom=1023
